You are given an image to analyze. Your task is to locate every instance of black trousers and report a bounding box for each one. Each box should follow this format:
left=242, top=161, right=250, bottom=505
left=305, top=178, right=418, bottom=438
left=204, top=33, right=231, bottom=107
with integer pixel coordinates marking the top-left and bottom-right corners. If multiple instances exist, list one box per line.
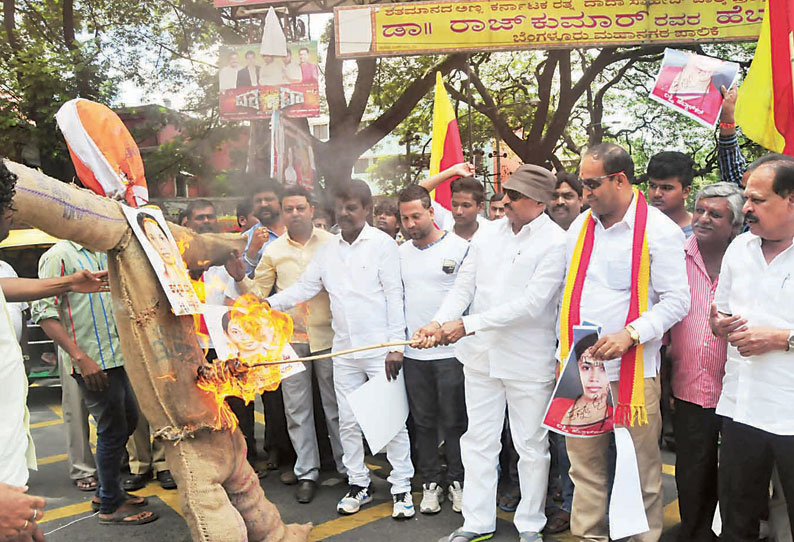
left=719, top=417, right=794, bottom=542
left=403, top=357, right=467, bottom=484
left=673, top=398, right=721, bottom=542
left=261, top=386, right=295, bottom=465
left=227, top=397, right=257, bottom=460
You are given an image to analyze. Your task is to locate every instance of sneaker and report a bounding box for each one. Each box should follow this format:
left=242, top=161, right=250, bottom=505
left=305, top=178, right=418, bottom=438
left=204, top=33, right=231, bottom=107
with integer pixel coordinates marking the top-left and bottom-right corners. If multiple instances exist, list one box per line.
left=448, top=481, right=463, bottom=513
left=392, top=492, right=415, bottom=519
left=518, top=532, right=543, bottom=542
left=336, top=484, right=373, bottom=515
left=438, top=529, right=495, bottom=542
left=420, top=482, right=444, bottom=514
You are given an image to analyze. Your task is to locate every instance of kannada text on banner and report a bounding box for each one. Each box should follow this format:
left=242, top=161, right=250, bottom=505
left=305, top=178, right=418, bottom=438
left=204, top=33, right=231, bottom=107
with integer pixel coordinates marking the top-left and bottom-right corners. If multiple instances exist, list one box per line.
left=335, top=0, right=763, bottom=58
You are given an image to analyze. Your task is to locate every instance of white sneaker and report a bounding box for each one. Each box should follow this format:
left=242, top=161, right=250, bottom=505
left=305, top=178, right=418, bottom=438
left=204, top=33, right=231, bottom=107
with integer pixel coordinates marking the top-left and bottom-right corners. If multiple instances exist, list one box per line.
left=337, top=484, right=373, bottom=515
left=420, top=482, right=444, bottom=514
left=392, top=492, right=415, bottom=519
left=448, top=481, right=463, bottom=513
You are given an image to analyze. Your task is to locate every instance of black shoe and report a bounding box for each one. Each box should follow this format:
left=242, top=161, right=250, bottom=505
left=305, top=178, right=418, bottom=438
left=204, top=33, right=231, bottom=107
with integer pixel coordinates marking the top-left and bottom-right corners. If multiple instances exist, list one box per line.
left=157, top=470, right=177, bottom=490
left=295, top=479, right=316, bottom=504
left=122, top=471, right=152, bottom=491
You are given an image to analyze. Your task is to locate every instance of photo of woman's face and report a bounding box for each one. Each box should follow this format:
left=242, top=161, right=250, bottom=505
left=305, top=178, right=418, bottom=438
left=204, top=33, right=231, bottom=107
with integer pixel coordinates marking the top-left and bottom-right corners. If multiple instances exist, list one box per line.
left=142, top=218, right=177, bottom=266
left=578, top=347, right=609, bottom=401
left=225, top=317, right=275, bottom=358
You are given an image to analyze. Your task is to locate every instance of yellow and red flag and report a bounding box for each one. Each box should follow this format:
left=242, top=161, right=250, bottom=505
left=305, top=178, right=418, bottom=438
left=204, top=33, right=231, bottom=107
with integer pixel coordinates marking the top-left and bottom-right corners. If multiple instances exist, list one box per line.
left=735, top=0, right=794, bottom=155
left=429, top=72, right=464, bottom=209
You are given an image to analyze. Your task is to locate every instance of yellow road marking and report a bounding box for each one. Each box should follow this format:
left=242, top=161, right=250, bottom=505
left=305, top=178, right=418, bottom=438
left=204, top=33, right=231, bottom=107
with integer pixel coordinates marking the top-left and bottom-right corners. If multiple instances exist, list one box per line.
left=30, top=419, right=63, bottom=429
left=37, top=454, right=68, bottom=466
left=48, top=404, right=63, bottom=418
left=309, top=501, right=394, bottom=541
left=664, top=499, right=681, bottom=528
left=39, top=501, right=93, bottom=523
left=662, top=464, right=675, bottom=477
left=40, top=482, right=184, bottom=524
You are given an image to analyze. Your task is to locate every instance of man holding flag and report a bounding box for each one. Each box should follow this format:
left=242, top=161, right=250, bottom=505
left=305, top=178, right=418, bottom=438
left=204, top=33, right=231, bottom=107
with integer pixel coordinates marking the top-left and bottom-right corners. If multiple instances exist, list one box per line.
left=561, top=143, right=689, bottom=542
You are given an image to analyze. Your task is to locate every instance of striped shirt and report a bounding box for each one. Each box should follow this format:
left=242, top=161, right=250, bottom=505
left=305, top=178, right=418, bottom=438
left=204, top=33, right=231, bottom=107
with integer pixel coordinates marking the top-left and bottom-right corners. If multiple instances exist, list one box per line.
left=31, top=241, right=123, bottom=374
left=717, top=133, right=747, bottom=187
left=669, top=235, right=727, bottom=408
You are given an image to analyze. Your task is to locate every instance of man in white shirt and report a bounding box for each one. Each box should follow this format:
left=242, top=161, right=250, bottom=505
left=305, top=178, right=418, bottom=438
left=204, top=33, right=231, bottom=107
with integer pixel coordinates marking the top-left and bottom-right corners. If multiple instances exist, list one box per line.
left=219, top=51, right=239, bottom=91
left=265, top=179, right=415, bottom=519
left=416, top=165, right=567, bottom=542
left=563, top=143, right=689, bottom=542
left=398, top=184, right=469, bottom=515
left=710, top=157, right=794, bottom=542
left=420, top=163, right=490, bottom=240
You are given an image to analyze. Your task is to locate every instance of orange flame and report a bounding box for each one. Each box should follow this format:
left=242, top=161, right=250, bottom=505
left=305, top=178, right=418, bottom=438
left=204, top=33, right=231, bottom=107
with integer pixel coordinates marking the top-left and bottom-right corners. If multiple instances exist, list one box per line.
left=196, top=293, right=294, bottom=430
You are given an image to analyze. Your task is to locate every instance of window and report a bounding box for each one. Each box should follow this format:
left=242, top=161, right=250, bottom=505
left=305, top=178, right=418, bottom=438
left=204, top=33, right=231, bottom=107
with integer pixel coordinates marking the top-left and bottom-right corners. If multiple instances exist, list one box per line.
left=312, top=123, right=329, bottom=140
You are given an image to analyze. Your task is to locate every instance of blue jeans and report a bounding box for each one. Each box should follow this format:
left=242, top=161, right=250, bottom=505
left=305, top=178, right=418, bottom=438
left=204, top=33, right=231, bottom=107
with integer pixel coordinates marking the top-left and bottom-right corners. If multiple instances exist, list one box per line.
left=73, top=367, right=138, bottom=513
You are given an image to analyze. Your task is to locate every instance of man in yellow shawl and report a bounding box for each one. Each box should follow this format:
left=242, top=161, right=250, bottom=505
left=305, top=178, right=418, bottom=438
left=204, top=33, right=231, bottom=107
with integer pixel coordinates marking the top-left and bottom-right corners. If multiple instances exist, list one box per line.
left=560, top=143, right=689, bottom=542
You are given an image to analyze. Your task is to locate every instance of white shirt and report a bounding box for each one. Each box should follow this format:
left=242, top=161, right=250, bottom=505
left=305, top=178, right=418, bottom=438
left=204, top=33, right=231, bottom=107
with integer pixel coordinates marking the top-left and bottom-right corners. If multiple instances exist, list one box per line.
left=714, top=232, right=794, bottom=435
left=0, top=261, right=27, bottom=342
left=433, top=213, right=567, bottom=381
left=268, top=224, right=406, bottom=361
left=431, top=200, right=490, bottom=241
left=219, top=66, right=238, bottom=91
left=0, top=287, right=32, bottom=485
left=198, top=265, right=235, bottom=349
left=400, top=232, right=470, bottom=361
left=561, top=195, right=690, bottom=381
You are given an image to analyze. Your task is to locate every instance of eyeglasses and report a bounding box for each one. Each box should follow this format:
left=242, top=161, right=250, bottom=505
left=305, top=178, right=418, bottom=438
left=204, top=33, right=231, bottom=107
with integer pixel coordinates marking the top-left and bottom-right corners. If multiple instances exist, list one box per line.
left=578, top=170, right=625, bottom=191
left=504, top=189, right=525, bottom=201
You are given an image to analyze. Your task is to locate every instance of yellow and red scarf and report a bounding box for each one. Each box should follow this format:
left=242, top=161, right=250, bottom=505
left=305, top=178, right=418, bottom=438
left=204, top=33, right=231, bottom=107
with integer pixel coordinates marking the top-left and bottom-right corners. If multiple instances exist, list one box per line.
left=560, top=188, right=650, bottom=427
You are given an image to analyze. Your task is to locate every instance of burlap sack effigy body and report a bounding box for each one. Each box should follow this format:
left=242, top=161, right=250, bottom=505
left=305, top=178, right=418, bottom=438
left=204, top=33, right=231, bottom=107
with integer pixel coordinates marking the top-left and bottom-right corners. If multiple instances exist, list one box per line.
left=6, top=160, right=311, bottom=542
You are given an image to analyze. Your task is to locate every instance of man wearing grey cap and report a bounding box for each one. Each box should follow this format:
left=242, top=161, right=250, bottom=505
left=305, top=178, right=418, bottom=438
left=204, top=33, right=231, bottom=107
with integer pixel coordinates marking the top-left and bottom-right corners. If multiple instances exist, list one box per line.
left=414, top=164, right=567, bottom=542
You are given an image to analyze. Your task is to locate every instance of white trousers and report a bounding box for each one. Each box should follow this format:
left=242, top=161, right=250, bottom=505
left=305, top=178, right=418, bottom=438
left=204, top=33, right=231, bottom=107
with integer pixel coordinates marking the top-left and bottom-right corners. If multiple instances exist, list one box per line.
left=461, top=364, right=553, bottom=534
left=282, top=344, right=345, bottom=481
left=333, top=356, right=414, bottom=494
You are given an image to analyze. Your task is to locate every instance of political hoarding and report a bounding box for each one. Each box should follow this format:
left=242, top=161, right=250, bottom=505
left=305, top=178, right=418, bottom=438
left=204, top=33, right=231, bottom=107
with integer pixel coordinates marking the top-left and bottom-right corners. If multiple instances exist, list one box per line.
left=334, top=0, right=763, bottom=58
left=218, top=41, right=320, bottom=121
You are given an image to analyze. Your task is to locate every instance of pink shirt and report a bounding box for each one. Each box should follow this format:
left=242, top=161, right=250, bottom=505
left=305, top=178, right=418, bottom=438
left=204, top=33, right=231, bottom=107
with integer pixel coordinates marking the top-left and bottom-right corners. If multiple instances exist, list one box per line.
left=669, top=235, right=728, bottom=408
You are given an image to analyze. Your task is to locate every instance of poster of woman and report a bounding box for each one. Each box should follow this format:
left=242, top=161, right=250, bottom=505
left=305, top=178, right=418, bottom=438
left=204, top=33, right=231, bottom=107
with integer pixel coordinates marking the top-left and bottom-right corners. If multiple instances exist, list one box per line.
left=202, top=304, right=305, bottom=387
left=649, top=48, right=739, bottom=129
left=543, top=328, right=614, bottom=437
left=122, top=206, right=202, bottom=316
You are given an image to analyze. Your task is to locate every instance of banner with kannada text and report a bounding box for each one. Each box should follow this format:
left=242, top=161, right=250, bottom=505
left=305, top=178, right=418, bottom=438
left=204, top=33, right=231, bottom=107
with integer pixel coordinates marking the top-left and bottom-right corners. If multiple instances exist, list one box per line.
left=334, top=0, right=763, bottom=58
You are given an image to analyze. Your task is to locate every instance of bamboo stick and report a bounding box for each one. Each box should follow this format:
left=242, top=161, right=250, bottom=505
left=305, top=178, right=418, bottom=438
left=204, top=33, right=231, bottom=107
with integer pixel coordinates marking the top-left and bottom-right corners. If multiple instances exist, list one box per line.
left=247, top=340, right=416, bottom=367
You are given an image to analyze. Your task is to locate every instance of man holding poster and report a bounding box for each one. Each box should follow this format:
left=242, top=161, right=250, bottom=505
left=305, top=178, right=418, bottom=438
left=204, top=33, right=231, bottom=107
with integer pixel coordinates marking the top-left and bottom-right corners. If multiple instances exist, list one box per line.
left=415, top=164, right=566, bottom=542
left=560, top=143, right=689, bottom=542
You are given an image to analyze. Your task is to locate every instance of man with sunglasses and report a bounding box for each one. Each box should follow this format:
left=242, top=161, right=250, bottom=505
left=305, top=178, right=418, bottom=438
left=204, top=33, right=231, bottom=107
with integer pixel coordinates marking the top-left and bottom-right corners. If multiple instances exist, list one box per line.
left=562, top=143, right=689, bottom=542
left=415, top=165, right=567, bottom=542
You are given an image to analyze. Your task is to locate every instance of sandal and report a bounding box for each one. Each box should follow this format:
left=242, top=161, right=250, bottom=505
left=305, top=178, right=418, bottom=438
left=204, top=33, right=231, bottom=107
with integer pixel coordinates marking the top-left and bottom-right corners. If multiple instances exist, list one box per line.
left=98, top=503, right=158, bottom=526
left=91, top=492, right=148, bottom=512
left=74, top=476, right=98, bottom=492
left=544, top=509, right=571, bottom=534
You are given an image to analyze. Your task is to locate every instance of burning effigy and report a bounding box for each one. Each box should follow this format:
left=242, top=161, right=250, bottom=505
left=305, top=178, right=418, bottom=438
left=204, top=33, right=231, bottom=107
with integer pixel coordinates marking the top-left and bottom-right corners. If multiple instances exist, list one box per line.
left=5, top=159, right=311, bottom=542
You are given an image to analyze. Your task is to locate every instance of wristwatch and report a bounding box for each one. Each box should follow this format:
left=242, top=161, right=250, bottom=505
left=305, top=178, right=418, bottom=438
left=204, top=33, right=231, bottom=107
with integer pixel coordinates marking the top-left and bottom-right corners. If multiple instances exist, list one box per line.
left=787, top=330, right=794, bottom=352
left=625, top=324, right=640, bottom=346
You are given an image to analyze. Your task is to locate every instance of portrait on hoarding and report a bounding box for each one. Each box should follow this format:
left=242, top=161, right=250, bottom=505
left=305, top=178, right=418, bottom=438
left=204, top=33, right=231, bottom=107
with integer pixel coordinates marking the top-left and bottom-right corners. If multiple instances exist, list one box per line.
left=218, top=41, right=320, bottom=120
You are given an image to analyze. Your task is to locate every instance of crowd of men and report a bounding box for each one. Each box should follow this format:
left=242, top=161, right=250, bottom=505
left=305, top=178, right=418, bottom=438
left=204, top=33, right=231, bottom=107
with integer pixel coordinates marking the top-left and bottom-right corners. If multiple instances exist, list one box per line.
left=2, top=88, right=794, bottom=542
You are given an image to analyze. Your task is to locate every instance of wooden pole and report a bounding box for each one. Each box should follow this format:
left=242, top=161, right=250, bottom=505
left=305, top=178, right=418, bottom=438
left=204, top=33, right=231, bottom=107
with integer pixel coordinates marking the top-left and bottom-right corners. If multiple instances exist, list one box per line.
left=247, top=340, right=416, bottom=367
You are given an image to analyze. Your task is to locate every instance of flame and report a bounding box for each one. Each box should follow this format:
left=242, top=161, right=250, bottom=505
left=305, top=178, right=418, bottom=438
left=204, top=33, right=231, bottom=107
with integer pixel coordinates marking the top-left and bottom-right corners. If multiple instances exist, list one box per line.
left=196, top=293, right=294, bottom=430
